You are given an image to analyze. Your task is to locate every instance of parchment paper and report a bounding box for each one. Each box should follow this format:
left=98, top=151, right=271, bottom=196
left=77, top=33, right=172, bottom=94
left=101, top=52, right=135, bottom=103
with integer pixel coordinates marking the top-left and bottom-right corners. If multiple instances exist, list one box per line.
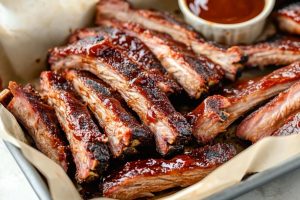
left=0, top=0, right=177, bottom=85
left=0, top=1, right=300, bottom=200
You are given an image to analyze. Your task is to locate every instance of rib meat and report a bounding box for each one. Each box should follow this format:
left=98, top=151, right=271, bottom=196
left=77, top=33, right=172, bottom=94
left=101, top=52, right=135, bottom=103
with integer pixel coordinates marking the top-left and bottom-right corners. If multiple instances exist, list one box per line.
left=69, top=27, right=181, bottom=94
left=237, top=81, right=300, bottom=142
left=102, top=143, right=237, bottom=200
left=95, top=0, right=243, bottom=79
left=48, top=37, right=192, bottom=156
left=65, top=70, right=153, bottom=158
left=277, top=2, right=300, bottom=35
left=40, top=71, right=110, bottom=183
left=241, top=35, right=300, bottom=67
left=273, top=112, right=300, bottom=137
left=98, top=20, right=224, bottom=98
left=188, top=62, right=300, bottom=143
left=6, top=82, right=70, bottom=171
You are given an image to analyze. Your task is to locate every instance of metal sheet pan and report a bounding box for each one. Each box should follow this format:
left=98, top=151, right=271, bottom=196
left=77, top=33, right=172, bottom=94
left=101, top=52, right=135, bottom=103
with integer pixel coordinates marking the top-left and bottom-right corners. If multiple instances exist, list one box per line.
left=4, top=140, right=300, bottom=200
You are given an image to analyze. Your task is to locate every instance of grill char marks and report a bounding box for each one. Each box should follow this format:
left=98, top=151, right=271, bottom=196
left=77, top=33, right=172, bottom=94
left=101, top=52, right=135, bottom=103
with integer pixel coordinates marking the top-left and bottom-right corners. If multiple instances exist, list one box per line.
left=188, top=62, right=300, bottom=143
left=98, top=20, right=224, bottom=99
left=49, top=37, right=192, bottom=156
left=7, top=82, right=70, bottom=172
left=65, top=70, right=153, bottom=158
left=68, top=27, right=181, bottom=94
left=102, top=143, right=237, bottom=200
left=237, top=81, right=300, bottom=142
left=95, top=0, right=243, bottom=79
left=276, top=2, right=300, bottom=35
left=40, top=71, right=110, bottom=183
left=69, top=27, right=165, bottom=74
left=241, top=35, right=300, bottom=67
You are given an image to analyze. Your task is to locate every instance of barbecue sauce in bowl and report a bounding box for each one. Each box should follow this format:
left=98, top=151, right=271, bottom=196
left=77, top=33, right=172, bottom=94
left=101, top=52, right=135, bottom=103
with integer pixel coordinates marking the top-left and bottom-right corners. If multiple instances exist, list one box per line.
left=186, top=0, right=265, bottom=24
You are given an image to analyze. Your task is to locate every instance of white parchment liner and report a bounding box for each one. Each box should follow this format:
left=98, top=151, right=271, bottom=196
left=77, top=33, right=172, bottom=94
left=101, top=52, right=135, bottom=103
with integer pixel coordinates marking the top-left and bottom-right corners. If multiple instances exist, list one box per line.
left=0, top=0, right=300, bottom=200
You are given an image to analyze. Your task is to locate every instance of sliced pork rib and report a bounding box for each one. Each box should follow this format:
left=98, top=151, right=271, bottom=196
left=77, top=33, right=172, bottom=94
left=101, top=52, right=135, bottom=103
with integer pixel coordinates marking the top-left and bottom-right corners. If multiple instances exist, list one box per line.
left=7, top=82, right=70, bottom=172
left=65, top=70, right=153, bottom=158
left=276, top=2, right=300, bottom=35
left=237, top=81, right=300, bottom=142
left=40, top=71, right=110, bottom=183
left=241, top=35, right=300, bottom=67
left=95, top=0, right=243, bottom=79
left=48, top=37, right=192, bottom=156
left=98, top=20, right=224, bottom=98
left=69, top=27, right=181, bottom=94
left=273, top=112, right=300, bottom=137
left=188, top=62, right=300, bottom=143
left=103, top=143, right=237, bottom=200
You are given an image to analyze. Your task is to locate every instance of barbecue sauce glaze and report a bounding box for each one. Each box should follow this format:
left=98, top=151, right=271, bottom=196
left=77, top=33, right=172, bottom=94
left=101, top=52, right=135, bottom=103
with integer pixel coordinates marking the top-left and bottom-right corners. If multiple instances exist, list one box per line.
left=186, top=0, right=265, bottom=24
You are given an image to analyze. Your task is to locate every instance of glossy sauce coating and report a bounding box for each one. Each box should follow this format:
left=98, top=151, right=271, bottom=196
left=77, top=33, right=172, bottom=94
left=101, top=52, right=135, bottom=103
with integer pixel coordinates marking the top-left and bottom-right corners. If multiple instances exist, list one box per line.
left=103, top=143, right=237, bottom=196
left=66, top=70, right=153, bottom=157
left=67, top=27, right=181, bottom=94
left=186, top=0, right=265, bottom=24
left=49, top=37, right=193, bottom=156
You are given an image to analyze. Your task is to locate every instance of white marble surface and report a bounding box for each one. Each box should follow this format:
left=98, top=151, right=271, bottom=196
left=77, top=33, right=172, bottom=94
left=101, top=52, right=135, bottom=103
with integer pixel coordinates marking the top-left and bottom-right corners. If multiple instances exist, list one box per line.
left=1, top=138, right=300, bottom=200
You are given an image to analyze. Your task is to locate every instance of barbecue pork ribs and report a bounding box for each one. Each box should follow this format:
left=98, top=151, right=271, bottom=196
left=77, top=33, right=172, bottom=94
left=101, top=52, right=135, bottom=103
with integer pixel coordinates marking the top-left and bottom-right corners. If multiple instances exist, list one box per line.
left=188, top=62, right=300, bottom=143
left=40, top=71, right=110, bottom=183
left=65, top=70, right=153, bottom=158
left=7, top=82, right=70, bottom=171
left=49, top=37, right=192, bottom=156
left=103, top=143, right=237, bottom=200
left=237, top=81, right=300, bottom=142
left=95, top=0, right=243, bottom=79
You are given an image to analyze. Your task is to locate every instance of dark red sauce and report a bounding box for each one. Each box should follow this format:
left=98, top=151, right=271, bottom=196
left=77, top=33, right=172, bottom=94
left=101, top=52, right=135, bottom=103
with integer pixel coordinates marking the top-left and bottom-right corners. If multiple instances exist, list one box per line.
left=186, top=0, right=265, bottom=24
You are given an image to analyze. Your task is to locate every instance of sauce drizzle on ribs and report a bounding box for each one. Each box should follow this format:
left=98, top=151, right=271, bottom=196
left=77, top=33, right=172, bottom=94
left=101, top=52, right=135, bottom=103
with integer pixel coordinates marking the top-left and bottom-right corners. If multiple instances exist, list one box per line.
left=65, top=70, right=153, bottom=158
left=188, top=62, right=300, bottom=143
left=237, top=81, right=300, bottom=142
left=48, top=37, right=192, bottom=156
left=95, top=0, right=243, bottom=79
left=68, top=27, right=181, bottom=94
left=7, top=82, right=70, bottom=172
left=98, top=19, right=224, bottom=98
left=40, top=71, right=110, bottom=183
left=103, top=143, right=237, bottom=200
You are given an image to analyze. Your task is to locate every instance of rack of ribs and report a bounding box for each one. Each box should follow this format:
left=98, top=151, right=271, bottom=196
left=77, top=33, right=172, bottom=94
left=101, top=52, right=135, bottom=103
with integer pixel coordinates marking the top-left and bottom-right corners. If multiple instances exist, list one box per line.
left=241, top=35, right=300, bottom=67
left=40, top=71, right=110, bottom=183
left=98, top=19, right=224, bottom=98
left=188, top=62, right=300, bottom=143
left=276, top=2, right=300, bottom=35
left=95, top=0, right=243, bottom=80
left=102, top=143, right=237, bottom=200
left=48, top=37, right=192, bottom=156
left=68, top=27, right=181, bottom=94
left=273, top=112, right=300, bottom=137
left=237, top=81, right=300, bottom=142
left=6, top=82, right=70, bottom=172
left=64, top=70, right=153, bottom=158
